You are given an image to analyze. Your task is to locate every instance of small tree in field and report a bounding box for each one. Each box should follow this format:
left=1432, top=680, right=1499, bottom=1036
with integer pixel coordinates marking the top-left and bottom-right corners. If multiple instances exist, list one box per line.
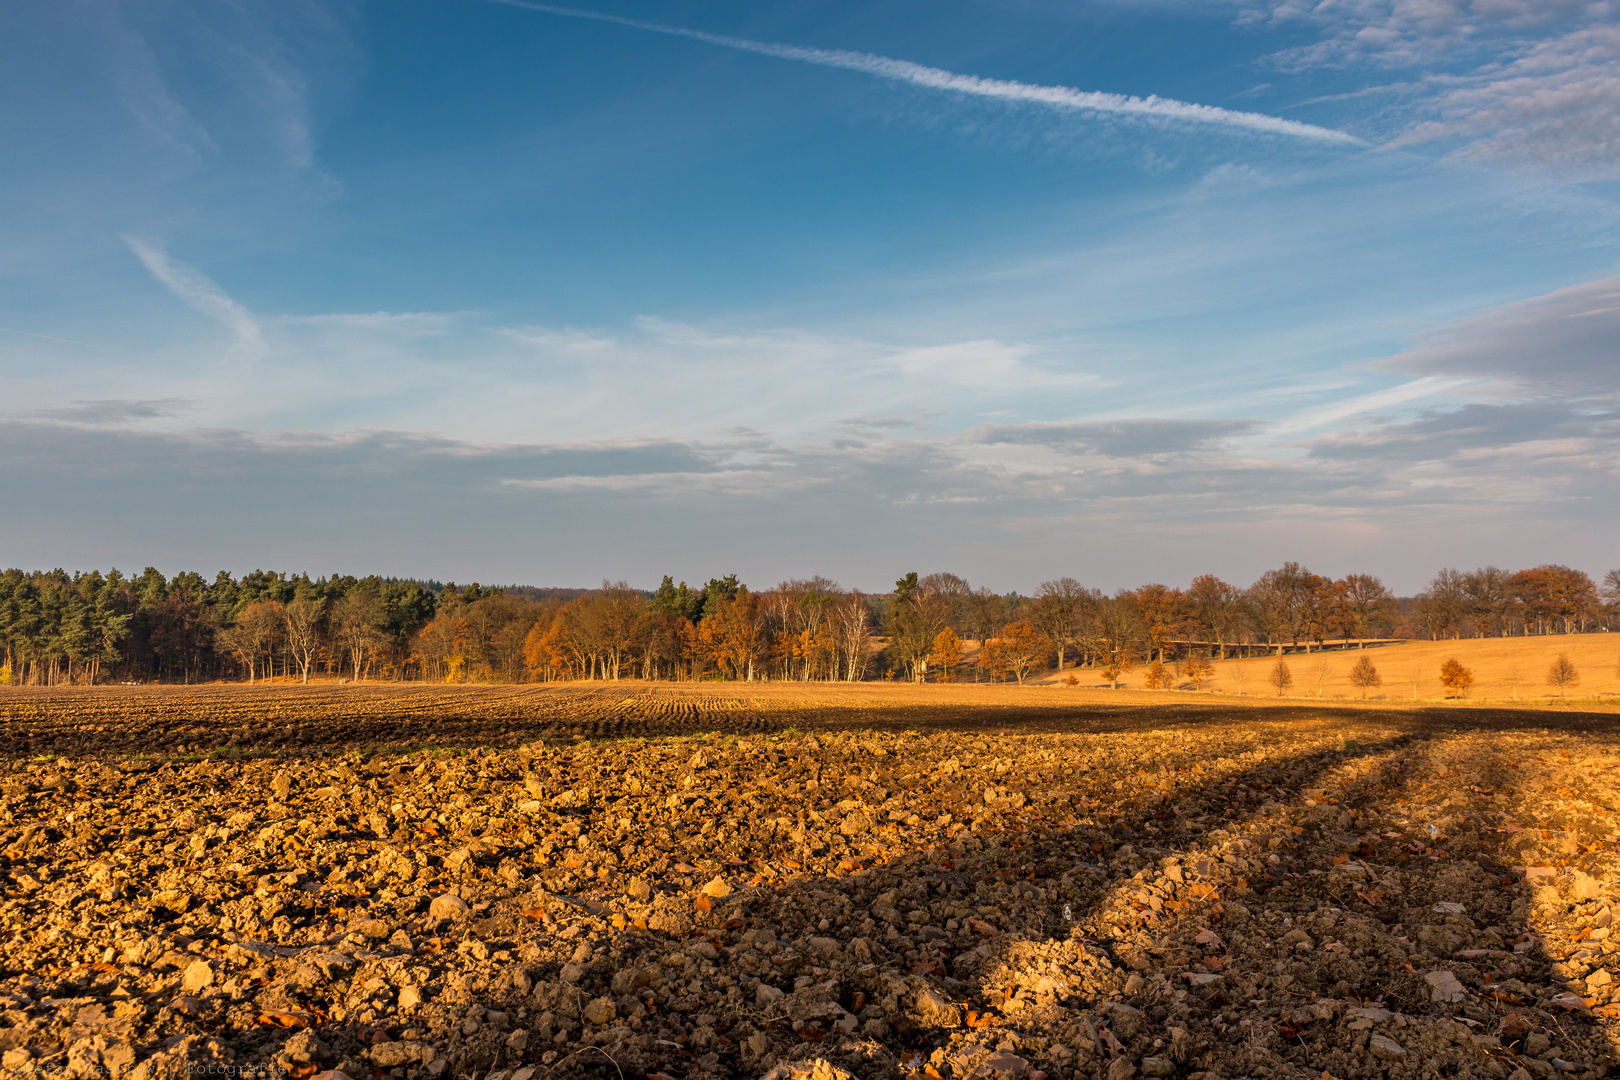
left=1547, top=653, right=1579, bottom=699
left=1348, top=655, right=1381, bottom=699
left=1101, top=650, right=1136, bottom=690
left=1142, top=659, right=1170, bottom=689
left=1438, top=658, right=1474, bottom=698
left=1269, top=658, right=1293, bottom=696
left=1184, top=653, right=1214, bottom=690
left=1309, top=658, right=1330, bottom=698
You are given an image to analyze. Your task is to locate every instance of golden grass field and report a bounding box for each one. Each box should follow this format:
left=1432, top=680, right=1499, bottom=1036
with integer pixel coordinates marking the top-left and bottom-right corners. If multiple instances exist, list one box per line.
left=1026, top=633, right=1620, bottom=702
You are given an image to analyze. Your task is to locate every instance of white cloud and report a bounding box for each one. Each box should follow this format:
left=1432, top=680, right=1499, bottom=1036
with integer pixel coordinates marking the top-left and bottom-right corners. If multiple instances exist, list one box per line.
left=108, top=20, right=217, bottom=159
left=1253, top=0, right=1608, bottom=68
left=289, top=311, right=465, bottom=331
left=891, top=340, right=1099, bottom=389
left=77, top=292, right=1099, bottom=446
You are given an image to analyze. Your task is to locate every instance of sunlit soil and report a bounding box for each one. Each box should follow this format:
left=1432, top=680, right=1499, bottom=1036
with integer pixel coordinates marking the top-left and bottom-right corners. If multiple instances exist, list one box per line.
left=0, top=684, right=1615, bottom=1080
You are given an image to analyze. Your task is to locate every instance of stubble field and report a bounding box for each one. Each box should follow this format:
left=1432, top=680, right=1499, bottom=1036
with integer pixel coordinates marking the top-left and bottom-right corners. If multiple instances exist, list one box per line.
left=1, top=682, right=1618, bottom=1080
left=1027, top=635, right=1620, bottom=702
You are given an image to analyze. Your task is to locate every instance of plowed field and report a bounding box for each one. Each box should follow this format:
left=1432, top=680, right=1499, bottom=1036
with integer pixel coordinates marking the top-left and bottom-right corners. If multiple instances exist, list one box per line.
left=0, top=683, right=1617, bottom=1080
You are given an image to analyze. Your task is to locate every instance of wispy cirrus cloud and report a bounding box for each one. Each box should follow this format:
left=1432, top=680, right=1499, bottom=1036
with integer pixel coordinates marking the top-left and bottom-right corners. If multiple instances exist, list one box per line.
left=1308, top=400, right=1620, bottom=463
left=33, top=398, right=193, bottom=425
left=1269, top=376, right=1471, bottom=433
left=489, top=0, right=1362, bottom=144
left=1236, top=0, right=1620, bottom=176
left=125, top=237, right=266, bottom=365
left=1387, top=25, right=1620, bottom=175
left=969, top=418, right=1259, bottom=456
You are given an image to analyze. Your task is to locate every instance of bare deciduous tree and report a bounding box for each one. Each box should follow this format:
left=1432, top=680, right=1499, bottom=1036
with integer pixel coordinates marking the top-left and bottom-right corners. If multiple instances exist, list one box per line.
left=836, top=592, right=872, bottom=682
left=1341, top=574, right=1396, bottom=647
left=1249, top=563, right=1318, bottom=655
left=1309, top=658, right=1329, bottom=698
left=1030, top=578, right=1085, bottom=671
left=333, top=592, right=388, bottom=681
left=1547, top=653, right=1579, bottom=699
left=1187, top=575, right=1244, bottom=658
left=1268, top=657, right=1293, bottom=696
left=283, top=596, right=325, bottom=685
left=1348, top=655, right=1381, bottom=699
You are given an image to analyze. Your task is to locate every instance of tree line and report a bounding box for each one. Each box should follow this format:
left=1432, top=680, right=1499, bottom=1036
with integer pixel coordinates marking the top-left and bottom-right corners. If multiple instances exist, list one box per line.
left=0, top=561, right=1615, bottom=686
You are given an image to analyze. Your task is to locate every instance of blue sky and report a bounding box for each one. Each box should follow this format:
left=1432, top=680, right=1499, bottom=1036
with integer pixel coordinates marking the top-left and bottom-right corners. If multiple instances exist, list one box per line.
left=2, top=0, right=1617, bottom=593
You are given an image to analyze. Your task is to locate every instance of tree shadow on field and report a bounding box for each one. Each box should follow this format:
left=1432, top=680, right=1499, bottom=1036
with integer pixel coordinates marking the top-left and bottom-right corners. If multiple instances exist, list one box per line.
left=473, top=718, right=1620, bottom=1080
left=4, top=680, right=1620, bottom=758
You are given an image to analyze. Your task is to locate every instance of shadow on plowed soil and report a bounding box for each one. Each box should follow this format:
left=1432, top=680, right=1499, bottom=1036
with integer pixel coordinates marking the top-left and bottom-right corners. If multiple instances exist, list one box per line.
left=1, top=683, right=1617, bottom=757
left=456, top=727, right=1620, bottom=1079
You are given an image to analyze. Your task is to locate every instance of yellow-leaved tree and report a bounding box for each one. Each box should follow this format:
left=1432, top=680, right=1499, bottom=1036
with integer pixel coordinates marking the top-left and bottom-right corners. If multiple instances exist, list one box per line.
left=928, top=628, right=962, bottom=682
left=1183, top=653, right=1214, bottom=690
left=1142, top=659, right=1170, bottom=689
left=998, top=621, right=1050, bottom=685
left=1438, top=658, right=1474, bottom=698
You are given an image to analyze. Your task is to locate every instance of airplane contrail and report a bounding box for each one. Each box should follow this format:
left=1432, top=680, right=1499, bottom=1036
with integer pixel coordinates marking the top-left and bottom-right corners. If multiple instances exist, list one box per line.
left=487, top=0, right=1363, bottom=145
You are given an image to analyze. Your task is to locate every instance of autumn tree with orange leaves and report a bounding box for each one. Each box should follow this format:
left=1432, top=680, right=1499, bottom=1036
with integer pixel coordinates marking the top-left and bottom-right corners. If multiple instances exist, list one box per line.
left=1132, top=583, right=1186, bottom=663
left=994, top=621, right=1050, bottom=685
left=928, top=628, right=962, bottom=682
left=698, top=589, right=762, bottom=681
